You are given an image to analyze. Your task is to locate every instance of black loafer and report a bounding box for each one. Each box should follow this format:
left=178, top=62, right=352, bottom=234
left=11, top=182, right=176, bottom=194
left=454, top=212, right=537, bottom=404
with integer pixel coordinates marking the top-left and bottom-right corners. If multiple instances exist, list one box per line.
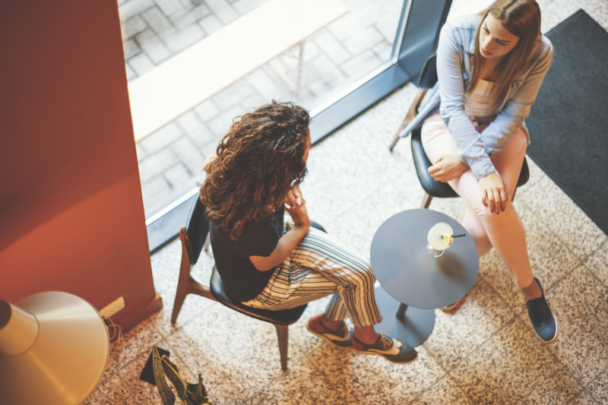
left=526, top=277, right=558, bottom=344
left=352, top=333, right=418, bottom=364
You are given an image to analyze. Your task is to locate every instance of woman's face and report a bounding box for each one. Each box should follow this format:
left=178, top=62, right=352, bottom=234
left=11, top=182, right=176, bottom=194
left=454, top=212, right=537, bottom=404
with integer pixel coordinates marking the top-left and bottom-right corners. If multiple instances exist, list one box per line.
left=479, top=13, right=520, bottom=60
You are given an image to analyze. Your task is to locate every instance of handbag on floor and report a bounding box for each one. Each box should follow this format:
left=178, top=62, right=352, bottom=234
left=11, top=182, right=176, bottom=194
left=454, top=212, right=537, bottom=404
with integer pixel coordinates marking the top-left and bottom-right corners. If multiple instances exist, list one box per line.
left=151, top=346, right=214, bottom=405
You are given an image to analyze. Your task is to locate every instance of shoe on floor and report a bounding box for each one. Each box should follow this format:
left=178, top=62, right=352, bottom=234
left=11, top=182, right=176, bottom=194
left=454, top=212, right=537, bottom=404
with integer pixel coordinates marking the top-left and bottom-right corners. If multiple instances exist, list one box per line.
left=440, top=294, right=468, bottom=315
left=306, top=318, right=353, bottom=348
left=526, top=277, right=558, bottom=344
left=352, top=332, right=418, bottom=364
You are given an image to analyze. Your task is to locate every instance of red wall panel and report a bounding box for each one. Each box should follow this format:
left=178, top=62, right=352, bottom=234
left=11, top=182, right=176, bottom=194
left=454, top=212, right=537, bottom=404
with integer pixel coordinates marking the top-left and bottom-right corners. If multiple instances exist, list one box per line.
left=0, top=0, right=161, bottom=324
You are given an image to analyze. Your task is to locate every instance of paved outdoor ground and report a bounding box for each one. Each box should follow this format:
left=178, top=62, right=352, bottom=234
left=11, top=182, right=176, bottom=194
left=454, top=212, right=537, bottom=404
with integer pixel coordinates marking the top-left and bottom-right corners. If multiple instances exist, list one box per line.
left=118, top=0, right=403, bottom=215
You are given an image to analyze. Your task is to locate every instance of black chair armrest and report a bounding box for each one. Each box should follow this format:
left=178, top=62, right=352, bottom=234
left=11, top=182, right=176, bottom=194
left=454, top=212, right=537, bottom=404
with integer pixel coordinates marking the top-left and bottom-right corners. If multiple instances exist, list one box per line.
left=310, top=221, right=327, bottom=233
left=418, top=54, right=438, bottom=90
left=411, top=128, right=459, bottom=198
left=518, top=158, right=530, bottom=187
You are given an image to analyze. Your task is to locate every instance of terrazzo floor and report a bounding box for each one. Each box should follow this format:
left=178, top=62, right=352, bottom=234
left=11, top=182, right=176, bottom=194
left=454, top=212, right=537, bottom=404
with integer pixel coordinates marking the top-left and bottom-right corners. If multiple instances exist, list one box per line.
left=85, top=1, right=608, bottom=403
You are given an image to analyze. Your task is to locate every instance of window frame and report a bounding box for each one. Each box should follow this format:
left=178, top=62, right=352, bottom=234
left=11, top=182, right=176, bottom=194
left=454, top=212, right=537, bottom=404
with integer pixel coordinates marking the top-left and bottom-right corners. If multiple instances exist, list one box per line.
left=146, top=0, right=453, bottom=252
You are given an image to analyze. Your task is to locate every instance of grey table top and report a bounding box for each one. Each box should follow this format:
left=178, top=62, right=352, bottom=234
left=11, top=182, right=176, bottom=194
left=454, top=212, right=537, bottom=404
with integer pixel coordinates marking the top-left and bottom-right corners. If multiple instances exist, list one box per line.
left=370, top=209, right=479, bottom=310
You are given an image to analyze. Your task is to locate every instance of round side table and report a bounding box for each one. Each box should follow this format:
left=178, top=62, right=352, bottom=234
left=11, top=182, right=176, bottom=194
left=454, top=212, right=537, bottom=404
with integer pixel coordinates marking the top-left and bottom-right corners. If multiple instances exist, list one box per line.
left=370, top=209, right=479, bottom=347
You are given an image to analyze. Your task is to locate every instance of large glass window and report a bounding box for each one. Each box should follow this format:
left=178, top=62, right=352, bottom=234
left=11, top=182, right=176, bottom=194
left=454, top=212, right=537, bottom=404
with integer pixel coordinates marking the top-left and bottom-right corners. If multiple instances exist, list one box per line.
left=118, top=0, right=405, bottom=217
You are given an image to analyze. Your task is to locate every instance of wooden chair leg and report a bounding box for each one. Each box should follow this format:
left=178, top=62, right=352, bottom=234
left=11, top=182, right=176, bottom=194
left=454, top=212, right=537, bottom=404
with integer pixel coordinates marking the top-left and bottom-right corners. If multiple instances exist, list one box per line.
left=389, top=88, right=427, bottom=152
left=274, top=324, right=289, bottom=371
left=420, top=192, right=433, bottom=209
left=389, top=131, right=402, bottom=152
left=172, top=227, right=193, bottom=324
left=172, top=227, right=216, bottom=324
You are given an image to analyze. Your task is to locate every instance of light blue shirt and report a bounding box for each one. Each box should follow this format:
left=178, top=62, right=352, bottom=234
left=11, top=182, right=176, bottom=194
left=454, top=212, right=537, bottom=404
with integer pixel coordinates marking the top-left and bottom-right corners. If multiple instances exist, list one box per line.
left=399, top=14, right=554, bottom=179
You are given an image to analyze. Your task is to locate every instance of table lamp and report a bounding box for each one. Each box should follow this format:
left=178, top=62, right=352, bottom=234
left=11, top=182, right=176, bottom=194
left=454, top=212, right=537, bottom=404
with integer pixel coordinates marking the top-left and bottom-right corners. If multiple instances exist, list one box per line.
left=0, top=291, right=109, bottom=405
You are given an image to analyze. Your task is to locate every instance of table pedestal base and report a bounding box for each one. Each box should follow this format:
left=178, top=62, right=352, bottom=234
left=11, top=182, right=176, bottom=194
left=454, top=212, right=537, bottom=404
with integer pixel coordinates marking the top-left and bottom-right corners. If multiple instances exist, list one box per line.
left=374, top=287, right=435, bottom=347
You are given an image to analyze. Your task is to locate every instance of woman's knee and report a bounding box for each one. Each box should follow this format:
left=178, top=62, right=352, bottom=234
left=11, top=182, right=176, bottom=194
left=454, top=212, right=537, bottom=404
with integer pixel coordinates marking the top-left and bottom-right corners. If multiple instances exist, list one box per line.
left=464, top=195, right=489, bottom=220
left=348, top=266, right=376, bottom=290
left=468, top=198, right=517, bottom=229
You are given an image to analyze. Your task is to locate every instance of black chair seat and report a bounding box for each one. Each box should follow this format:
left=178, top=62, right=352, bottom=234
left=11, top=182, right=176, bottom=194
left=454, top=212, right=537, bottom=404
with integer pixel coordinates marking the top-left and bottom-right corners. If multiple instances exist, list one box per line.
left=210, top=267, right=307, bottom=326
left=411, top=127, right=530, bottom=198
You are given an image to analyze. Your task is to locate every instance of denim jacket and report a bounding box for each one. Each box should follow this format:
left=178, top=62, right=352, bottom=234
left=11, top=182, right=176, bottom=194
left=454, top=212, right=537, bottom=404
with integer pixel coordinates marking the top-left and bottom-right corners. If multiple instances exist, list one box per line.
left=399, top=14, right=554, bottom=179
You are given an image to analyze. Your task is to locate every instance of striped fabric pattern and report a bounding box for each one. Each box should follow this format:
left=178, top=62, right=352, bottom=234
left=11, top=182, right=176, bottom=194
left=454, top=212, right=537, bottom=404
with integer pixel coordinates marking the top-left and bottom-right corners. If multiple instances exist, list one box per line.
left=242, top=228, right=383, bottom=329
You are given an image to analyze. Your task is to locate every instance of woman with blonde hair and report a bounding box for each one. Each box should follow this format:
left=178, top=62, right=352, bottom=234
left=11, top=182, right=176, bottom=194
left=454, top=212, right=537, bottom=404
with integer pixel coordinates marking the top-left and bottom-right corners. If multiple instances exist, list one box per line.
left=403, top=0, right=557, bottom=342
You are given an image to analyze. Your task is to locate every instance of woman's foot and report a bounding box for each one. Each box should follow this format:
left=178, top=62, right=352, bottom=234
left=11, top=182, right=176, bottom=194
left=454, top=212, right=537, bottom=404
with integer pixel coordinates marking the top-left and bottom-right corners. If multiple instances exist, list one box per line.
left=306, top=316, right=352, bottom=348
left=352, top=333, right=418, bottom=364
left=525, top=277, right=558, bottom=344
left=440, top=294, right=468, bottom=314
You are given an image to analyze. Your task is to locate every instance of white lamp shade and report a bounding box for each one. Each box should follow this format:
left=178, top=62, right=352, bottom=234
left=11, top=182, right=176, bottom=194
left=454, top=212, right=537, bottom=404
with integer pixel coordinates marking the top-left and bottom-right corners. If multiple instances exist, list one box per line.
left=0, top=292, right=109, bottom=405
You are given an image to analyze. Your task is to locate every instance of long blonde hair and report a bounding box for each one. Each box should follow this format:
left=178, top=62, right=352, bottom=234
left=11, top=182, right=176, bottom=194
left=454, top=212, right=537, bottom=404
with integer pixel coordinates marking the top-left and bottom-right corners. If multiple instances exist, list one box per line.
left=469, top=0, right=542, bottom=109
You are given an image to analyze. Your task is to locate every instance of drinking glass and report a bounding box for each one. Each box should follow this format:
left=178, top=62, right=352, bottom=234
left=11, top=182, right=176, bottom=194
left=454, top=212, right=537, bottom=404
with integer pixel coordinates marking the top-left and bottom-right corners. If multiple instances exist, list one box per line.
left=426, top=222, right=454, bottom=257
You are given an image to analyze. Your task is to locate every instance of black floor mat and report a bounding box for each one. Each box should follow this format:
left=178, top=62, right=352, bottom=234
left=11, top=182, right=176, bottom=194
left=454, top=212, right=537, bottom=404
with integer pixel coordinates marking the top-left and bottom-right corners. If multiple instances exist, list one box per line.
left=525, top=9, right=608, bottom=235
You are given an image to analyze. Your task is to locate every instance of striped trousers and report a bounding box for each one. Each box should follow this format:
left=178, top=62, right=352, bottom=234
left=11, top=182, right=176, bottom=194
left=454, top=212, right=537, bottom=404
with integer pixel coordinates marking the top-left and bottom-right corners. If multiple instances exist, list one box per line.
left=242, top=228, right=383, bottom=329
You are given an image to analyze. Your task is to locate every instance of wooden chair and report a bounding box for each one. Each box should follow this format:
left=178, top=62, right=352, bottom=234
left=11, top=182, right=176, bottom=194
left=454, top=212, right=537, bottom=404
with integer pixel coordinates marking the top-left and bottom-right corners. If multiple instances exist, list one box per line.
left=172, top=196, right=325, bottom=370
left=389, top=54, right=530, bottom=209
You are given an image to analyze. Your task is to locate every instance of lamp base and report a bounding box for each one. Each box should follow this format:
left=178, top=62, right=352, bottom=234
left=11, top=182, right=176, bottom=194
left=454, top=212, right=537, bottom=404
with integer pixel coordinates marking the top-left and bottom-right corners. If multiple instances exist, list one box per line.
left=374, top=287, right=435, bottom=347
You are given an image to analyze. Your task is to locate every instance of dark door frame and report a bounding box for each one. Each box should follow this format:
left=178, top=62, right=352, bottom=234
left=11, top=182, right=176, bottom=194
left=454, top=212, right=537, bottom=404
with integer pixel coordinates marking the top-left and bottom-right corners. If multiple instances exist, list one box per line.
left=146, top=0, right=453, bottom=252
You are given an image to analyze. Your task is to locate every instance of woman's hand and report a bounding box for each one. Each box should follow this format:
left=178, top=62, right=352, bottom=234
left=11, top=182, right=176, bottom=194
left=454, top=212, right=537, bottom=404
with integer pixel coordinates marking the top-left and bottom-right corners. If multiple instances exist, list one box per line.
left=478, top=173, right=509, bottom=213
left=285, top=186, right=303, bottom=209
left=285, top=186, right=310, bottom=229
left=428, top=155, right=469, bottom=182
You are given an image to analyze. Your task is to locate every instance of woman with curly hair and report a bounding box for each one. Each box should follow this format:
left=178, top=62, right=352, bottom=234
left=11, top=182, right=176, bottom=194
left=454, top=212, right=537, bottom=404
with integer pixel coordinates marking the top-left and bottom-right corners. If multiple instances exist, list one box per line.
left=200, top=101, right=417, bottom=364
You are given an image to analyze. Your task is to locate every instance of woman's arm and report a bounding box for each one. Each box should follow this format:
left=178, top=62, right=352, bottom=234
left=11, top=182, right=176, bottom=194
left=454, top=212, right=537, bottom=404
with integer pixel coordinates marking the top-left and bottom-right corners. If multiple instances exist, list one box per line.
left=428, top=155, right=469, bottom=182
left=437, top=22, right=496, bottom=181
left=249, top=226, right=308, bottom=271
left=480, top=39, right=554, bottom=153
left=249, top=187, right=310, bottom=271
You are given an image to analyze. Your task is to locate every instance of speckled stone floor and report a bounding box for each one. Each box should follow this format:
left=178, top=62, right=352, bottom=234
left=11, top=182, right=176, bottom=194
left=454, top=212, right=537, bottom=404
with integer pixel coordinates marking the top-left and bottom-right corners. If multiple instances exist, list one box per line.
left=85, top=1, right=608, bottom=404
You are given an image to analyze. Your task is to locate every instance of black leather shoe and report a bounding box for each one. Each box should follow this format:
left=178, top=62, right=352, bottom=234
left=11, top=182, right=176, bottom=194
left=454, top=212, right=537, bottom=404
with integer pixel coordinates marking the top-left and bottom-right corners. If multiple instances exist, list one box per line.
left=352, top=333, right=418, bottom=364
left=526, top=277, right=558, bottom=344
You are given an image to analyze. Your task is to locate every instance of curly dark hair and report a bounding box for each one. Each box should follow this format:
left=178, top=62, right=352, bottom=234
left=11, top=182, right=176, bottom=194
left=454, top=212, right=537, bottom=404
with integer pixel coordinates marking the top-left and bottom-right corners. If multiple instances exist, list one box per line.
left=200, top=101, right=310, bottom=240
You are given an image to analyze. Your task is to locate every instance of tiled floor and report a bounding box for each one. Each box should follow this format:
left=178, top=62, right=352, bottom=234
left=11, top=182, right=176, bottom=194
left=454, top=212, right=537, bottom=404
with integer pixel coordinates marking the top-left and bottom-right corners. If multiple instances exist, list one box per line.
left=86, top=1, right=608, bottom=403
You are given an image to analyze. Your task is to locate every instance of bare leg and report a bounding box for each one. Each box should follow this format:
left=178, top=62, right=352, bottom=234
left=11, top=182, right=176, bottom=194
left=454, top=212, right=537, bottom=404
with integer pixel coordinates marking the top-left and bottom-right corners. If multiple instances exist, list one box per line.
left=311, top=314, right=378, bottom=344
left=318, top=314, right=342, bottom=330
left=352, top=325, right=378, bottom=344
left=522, top=278, right=542, bottom=301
